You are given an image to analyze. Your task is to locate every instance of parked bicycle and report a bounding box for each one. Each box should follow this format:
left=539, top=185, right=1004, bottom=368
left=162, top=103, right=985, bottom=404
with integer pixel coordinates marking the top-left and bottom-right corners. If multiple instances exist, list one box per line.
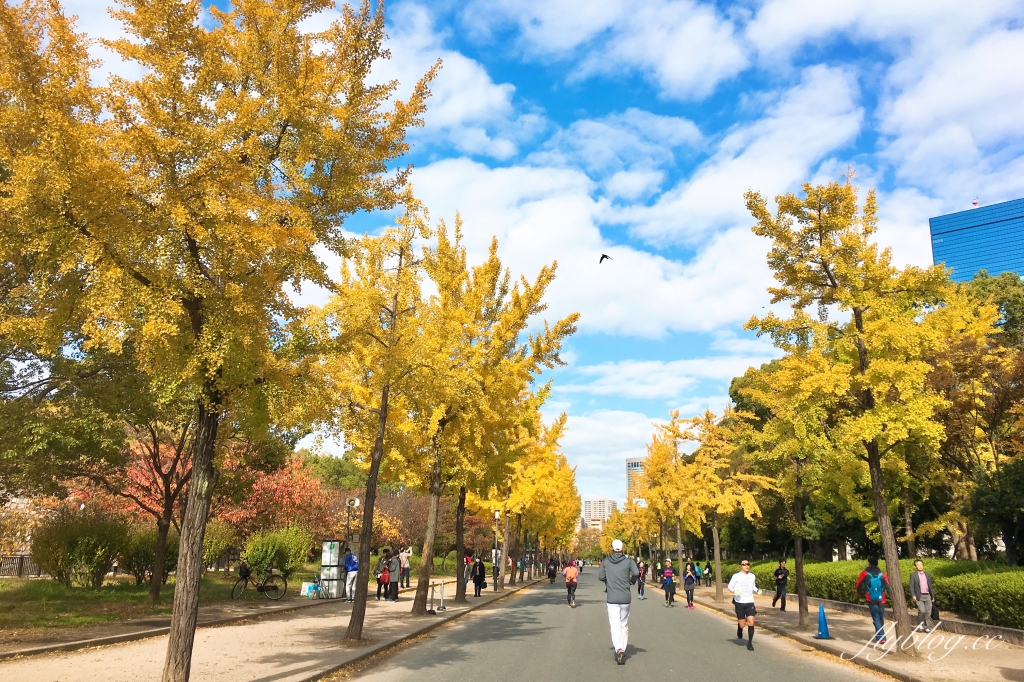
left=231, top=563, right=287, bottom=600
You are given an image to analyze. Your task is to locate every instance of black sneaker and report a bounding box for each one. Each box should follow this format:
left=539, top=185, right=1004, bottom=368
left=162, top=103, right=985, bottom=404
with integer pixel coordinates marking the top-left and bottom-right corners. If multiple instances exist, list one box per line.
left=747, top=641, right=754, bottom=651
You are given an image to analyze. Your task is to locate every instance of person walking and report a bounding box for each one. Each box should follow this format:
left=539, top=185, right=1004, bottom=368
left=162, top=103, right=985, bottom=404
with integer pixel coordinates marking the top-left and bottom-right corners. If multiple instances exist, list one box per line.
left=728, top=559, right=762, bottom=651
left=343, top=548, right=359, bottom=603
left=855, top=557, right=891, bottom=645
left=682, top=563, right=697, bottom=609
left=636, top=561, right=647, bottom=600
left=694, top=562, right=703, bottom=586
left=564, top=561, right=580, bottom=607
left=704, top=561, right=712, bottom=587
left=375, top=552, right=390, bottom=601
left=399, top=546, right=413, bottom=588
left=910, top=559, right=935, bottom=632
left=387, top=549, right=401, bottom=601
left=471, top=557, right=486, bottom=597
left=772, top=559, right=789, bottom=611
left=661, top=559, right=676, bottom=607
left=599, top=539, right=639, bottom=666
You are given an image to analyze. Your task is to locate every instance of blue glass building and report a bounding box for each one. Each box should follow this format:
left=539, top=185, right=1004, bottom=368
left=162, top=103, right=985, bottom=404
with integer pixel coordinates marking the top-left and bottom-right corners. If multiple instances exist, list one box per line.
left=929, top=198, right=1024, bottom=282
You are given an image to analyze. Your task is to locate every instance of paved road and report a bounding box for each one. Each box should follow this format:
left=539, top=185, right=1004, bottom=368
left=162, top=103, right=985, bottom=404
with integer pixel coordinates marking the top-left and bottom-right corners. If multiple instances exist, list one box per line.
left=333, top=572, right=881, bottom=682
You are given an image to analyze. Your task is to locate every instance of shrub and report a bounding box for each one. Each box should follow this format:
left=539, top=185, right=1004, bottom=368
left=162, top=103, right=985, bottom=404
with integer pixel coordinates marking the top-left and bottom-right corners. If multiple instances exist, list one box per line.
left=939, top=571, right=1024, bottom=629
left=241, top=526, right=312, bottom=578
left=202, top=518, right=237, bottom=569
left=32, top=504, right=127, bottom=588
left=120, top=524, right=180, bottom=585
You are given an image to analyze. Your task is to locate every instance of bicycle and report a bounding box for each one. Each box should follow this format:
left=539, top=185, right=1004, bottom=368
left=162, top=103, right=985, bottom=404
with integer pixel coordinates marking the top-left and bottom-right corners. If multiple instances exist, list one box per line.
left=231, top=563, right=287, bottom=600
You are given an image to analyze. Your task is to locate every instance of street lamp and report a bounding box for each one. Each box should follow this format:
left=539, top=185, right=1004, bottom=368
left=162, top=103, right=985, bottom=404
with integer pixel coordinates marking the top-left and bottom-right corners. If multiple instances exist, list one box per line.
left=345, top=497, right=360, bottom=546
left=493, top=509, right=501, bottom=591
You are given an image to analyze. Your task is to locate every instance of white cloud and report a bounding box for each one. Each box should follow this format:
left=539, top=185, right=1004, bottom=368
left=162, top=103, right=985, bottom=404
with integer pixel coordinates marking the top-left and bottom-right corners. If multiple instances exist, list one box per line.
left=462, top=0, right=747, bottom=100
left=879, top=29, right=1024, bottom=201
left=874, top=188, right=944, bottom=269
left=410, top=158, right=777, bottom=337
left=746, top=0, right=1020, bottom=57
left=377, top=3, right=544, bottom=159
left=560, top=353, right=776, bottom=400
left=530, top=108, right=700, bottom=177
left=623, top=65, right=863, bottom=242
left=558, top=409, right=662, bottom=503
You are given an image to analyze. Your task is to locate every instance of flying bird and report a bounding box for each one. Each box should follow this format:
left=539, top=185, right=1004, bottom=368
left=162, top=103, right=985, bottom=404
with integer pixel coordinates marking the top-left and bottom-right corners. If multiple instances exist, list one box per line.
left=599, top=254, right=612, bottom=264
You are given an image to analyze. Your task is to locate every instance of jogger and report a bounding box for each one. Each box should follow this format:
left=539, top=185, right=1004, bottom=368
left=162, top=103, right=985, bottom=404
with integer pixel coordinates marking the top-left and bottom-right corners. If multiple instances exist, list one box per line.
left=662, top=559, right=676, bottom=607
left=683, top=564, right=696, bottom=608
left=772, top=559, right=789, bottom=612
left=564, top=562, right=580, bottom=607
left=728, top=559, right=762, bottom=651
left=599, top=539, right=640, bottom=665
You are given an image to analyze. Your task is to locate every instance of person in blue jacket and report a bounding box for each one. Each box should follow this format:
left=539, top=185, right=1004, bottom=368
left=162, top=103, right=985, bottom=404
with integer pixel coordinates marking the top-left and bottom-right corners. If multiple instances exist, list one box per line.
left=343, top=548, right=359, bottom=602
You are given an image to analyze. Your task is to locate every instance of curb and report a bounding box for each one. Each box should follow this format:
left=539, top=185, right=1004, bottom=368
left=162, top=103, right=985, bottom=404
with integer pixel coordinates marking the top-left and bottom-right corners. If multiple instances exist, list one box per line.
left=303, top=579, right=540, bottom=682
left=0, top=582, right=424, bottom=662
left=647, top=580, right=916, bottom=682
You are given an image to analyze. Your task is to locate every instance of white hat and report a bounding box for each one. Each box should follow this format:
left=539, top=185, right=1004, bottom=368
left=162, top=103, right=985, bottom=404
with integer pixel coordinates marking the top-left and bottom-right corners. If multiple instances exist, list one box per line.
left=611, top=539, right=623, bottom=552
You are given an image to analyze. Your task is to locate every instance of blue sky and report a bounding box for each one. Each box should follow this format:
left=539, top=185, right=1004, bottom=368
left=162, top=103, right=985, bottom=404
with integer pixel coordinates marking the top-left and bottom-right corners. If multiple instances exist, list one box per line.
left=75, top=0, right=1024, bottom=505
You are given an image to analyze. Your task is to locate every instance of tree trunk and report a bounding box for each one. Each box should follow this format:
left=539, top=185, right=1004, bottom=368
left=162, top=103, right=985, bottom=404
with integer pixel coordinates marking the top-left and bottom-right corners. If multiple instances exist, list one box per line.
left=497, top=512, right=510, bottom=591
left=675, top=517, right=684, bottom=567
left=507, top=520, right=518, bottom=587
left=454, top=486, right=468, bottom=603
left=793, top=493, right=809, bottom=629
left=161, top=402, right=220, bottom=682
left=712, top=511, right=723, bottom=602
left=345, top=383, right=390, bottom=641
left=866, top=443, right=913, bottom=645
left=902, top=490, right=915, bottom=558
left=412, top=448, right=443, bottom=615
left=149, top=515, right=171, bottom=602
left=658, top=517, right=664, bottom=565
left=965, top=522, right=978, bottom=561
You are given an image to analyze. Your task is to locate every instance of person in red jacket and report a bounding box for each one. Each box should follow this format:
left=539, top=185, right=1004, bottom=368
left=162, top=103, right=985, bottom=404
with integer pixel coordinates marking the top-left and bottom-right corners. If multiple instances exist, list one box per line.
left=855, top=557, right=891, bottom=644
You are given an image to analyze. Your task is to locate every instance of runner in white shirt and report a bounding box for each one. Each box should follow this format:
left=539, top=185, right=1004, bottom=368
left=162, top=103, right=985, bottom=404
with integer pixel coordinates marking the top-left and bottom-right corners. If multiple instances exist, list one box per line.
left=727, top=559, right=762, bottom=651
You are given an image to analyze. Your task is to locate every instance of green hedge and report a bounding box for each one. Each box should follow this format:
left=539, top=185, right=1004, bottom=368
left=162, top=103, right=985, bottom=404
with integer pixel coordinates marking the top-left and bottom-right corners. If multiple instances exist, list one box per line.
left=712, top=558, right=1023, bottom=629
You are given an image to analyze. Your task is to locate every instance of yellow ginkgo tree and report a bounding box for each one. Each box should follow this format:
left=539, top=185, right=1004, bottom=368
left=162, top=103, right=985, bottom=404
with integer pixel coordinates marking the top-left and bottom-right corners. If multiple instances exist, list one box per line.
left=0, top=1, right=435, bottom=677
left=308, top=203, right=428, bottom=640
left=743, top=176, right=977, bottom=640
left=670, top=408, right=773, bottom=601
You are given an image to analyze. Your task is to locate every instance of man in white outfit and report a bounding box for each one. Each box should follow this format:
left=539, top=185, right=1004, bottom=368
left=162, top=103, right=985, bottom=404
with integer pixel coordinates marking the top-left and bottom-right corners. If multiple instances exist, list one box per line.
left=598, top=539, right=640, bottom=665
left=727, top=558, right=762, bottom=651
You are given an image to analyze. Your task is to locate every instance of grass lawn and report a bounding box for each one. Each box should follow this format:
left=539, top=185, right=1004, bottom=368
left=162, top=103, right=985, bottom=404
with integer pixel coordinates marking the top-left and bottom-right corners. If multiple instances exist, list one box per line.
left=0, top=566, right=317, bottom=630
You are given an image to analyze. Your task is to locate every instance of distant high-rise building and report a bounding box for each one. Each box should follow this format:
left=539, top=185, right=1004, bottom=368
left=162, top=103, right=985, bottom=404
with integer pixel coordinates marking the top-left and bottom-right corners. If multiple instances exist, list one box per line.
left=582, top=497, right=617, bottom=529
left=626, top=457, right=645, bottom=500
left=930, top=198, right=1024, bottom=282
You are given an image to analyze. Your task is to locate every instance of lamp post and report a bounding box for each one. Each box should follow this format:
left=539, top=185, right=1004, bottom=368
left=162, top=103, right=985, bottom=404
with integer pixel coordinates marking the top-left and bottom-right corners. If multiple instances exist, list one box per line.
left=345, top=497, right=360, bottom=546
left=493, top=509, right=501, bottom=591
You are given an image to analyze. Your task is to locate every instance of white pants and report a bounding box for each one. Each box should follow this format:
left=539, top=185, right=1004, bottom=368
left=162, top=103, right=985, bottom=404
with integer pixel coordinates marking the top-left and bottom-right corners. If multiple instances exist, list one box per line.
left=607, top=603, right=630, bottom=653
left=345, top=571, right=358, bottom=599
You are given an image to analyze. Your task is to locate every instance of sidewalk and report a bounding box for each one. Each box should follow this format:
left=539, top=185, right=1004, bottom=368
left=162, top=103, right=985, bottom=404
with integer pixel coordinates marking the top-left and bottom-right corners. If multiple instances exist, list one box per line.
left=683, top=583, right=1024, bottom=682
left=0, top=578, right=536, bottom=682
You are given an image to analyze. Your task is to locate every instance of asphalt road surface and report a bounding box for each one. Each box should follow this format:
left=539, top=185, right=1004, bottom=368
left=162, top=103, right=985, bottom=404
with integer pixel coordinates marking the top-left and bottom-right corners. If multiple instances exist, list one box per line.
left=335, top=572, right=882, bottom=682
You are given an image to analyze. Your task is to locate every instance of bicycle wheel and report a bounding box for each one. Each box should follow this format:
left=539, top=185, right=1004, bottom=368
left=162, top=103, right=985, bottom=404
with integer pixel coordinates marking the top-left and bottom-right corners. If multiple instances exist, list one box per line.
left=262, top=574, right=287, bottom=600
left=231, top=577, right=248, bottom=600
